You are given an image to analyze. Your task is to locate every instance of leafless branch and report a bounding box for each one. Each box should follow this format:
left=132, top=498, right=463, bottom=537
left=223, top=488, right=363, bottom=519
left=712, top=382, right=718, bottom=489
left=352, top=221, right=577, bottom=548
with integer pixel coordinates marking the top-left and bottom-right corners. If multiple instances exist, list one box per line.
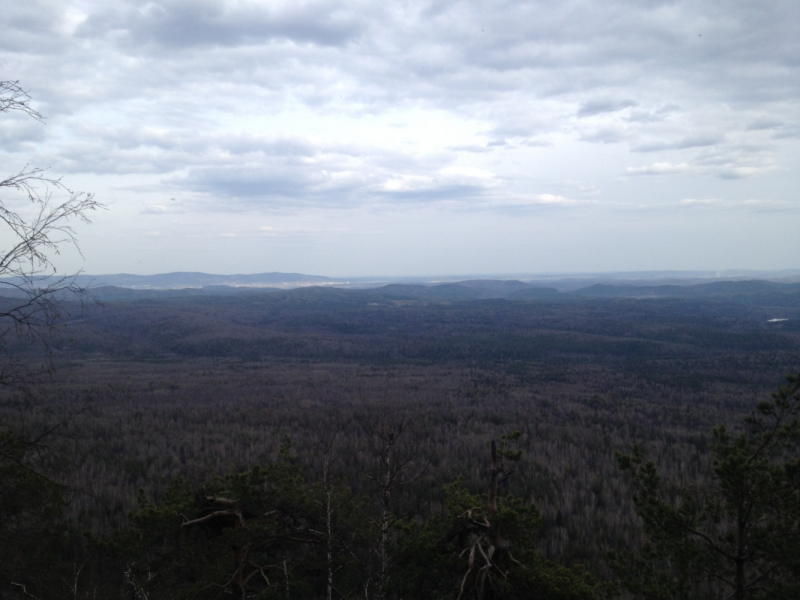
left=0, top=80, right=104, bottom=395
left=0, top=81, right=43, bottom=120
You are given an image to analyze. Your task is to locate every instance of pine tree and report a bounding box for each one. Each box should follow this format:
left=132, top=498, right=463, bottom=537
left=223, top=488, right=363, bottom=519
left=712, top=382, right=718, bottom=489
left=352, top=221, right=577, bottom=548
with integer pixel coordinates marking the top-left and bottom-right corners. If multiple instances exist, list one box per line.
left=0, top=423, right=69, bottom=597
left=614, top=372, right=800, bottom=599
left=109, top=439, right=328, bottom=599
left=392, top=432, right=602, bottom=600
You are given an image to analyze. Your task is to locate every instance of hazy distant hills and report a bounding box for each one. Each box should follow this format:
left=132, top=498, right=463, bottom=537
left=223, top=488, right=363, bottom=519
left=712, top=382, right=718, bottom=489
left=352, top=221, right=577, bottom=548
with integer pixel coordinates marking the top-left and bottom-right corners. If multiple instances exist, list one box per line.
left=568, top=280, right=800, bottom=302
left=67, top=279, right=559, bottom=302
left=2, top=271, right=800, bottom=307
left=0, top=272, right=337, bottom=300
left=73, top=271, right=337, bottom=289
left=372, top=281, right=560, bottom=300
left=63, top=278, right=800, bottom=312
left=75, top=285, right=284, bottom=301
left=38, top=275, right=798, bottom=368
left=3, top=270, right=798, bottom=369
left=370, top=279, right=800, bottom=303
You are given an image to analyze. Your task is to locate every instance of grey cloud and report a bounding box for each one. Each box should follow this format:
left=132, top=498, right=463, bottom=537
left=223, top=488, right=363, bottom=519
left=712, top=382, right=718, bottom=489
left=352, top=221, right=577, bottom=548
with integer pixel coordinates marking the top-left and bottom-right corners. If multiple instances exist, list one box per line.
left=488, top=106, right=564, bottom=139
left=430, top=0, right=794, bottom=99
left=772, top=125, right=800, bottom=140
left=178, top=165, right=335, bottom=201
left=0, top=117, right=48, bottom=152
left=41, top=127, right=321, bottom=176
left=577, top=99, right=637, bottom=117
left=0, top=2, right=70, bottom=54
left=10, top=0, right=799, bottom=147
left=632, top=134, right=724, bottom=153
left=70, top=0, right=786, bottom=117
left=161, top=143, right=499, bottom=210
left=41, top=144, right=184, bottom=176
left=490, top=121, right=549, bottom=138
left=10, top=1, right=800, bottom=113
left=626, top=105, right=681, bottom=123
left=747, top=119, right=783, bottom=131
left=375, top=184, right=488, bottom=204
left=715, top=170, right=757, bottom=181
left=365, top=148, right=452, bottom=174
left=677, top=135, right=725, bottom=149
left=38, top=132, right=203, bottom=176
left=177, top=164, right=491, bottom=210
left=127, top=137, right=454, bottom=209
left=225, top=137, right=317, bottom=157
left=3, top=0, right=799, bottom=218
left=77, top=0, right=365, bottom=49
left=625, top=163, right=690, bottom=176
left=580, top=126, right=629, bottom=144
left=693, top=144, right=777, bottom=180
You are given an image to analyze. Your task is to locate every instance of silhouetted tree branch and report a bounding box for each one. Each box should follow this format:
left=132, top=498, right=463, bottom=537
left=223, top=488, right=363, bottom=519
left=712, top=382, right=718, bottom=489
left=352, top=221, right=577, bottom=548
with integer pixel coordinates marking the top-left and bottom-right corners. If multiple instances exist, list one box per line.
left=0, top=80, right=102, bottom=393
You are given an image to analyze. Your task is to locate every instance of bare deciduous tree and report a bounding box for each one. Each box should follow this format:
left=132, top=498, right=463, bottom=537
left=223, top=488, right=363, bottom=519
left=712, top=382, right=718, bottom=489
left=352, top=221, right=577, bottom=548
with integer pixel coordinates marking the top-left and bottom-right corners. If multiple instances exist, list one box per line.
left=358, top=403, right=431, bottom=600
left=456, top=432, right=523, bottom=600
left=0, top=80, right=102, bottom=392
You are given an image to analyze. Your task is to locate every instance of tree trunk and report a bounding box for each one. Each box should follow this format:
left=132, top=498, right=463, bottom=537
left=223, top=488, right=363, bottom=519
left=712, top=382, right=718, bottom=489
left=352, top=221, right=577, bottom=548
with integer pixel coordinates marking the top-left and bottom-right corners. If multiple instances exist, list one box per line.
left=488, top=440, right=498, bottom=518
left=324, top=454, right=334, bottom=600
left=377, top=443, right=392, bottom=600
left=735, top=515, right=746, bottom=600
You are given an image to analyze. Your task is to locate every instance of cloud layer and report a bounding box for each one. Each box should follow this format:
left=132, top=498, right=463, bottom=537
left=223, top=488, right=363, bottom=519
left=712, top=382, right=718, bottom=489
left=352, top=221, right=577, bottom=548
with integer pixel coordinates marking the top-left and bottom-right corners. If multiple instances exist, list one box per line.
left=1, top=0, right=798, bottom=274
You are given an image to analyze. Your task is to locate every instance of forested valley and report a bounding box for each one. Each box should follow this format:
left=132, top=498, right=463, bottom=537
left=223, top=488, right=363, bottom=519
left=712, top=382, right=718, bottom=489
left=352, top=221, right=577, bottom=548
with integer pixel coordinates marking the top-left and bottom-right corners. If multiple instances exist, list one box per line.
left=3, top=282, right=800, bottom=599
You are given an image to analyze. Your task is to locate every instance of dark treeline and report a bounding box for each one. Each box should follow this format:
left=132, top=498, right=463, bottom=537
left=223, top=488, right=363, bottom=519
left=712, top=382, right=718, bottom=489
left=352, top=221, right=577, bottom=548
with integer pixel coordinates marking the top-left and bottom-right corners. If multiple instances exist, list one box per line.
left=2, top=287, right=800, bottom=598
left=42, top=282, right=800, bottom=369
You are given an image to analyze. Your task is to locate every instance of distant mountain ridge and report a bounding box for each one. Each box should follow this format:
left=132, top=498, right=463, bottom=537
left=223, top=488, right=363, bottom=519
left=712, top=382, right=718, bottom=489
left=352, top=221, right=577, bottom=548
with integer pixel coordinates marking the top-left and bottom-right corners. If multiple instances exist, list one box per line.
left=67, top=272, right=337, bottom=289
left=2, top=272, right=800, bottom=305
left=368, top=279, right=800, bottom=303
left=79, top=269, right=798, bottom=291
left=373, top=281, right=559, bottom=300
left=568, top=280, right=800, bottom=299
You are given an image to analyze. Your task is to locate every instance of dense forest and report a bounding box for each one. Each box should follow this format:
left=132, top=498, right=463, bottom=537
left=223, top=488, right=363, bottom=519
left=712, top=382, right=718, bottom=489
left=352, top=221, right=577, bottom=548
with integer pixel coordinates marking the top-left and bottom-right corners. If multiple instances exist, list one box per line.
left=2, top=281, right=800, bottom=598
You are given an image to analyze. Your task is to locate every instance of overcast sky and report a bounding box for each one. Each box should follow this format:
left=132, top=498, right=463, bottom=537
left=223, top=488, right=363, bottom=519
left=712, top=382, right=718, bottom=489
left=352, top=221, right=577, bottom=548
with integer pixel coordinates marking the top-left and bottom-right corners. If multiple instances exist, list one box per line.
left=2, top=0, right=798, bottom=277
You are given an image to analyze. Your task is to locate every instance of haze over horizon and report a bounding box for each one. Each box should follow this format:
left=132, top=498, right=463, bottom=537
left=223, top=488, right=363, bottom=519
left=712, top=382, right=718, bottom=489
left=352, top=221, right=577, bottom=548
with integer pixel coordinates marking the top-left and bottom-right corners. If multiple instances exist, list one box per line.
left=15, top=268, right=800, bottom=293
left=2, top=1, right=798, bottom=277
